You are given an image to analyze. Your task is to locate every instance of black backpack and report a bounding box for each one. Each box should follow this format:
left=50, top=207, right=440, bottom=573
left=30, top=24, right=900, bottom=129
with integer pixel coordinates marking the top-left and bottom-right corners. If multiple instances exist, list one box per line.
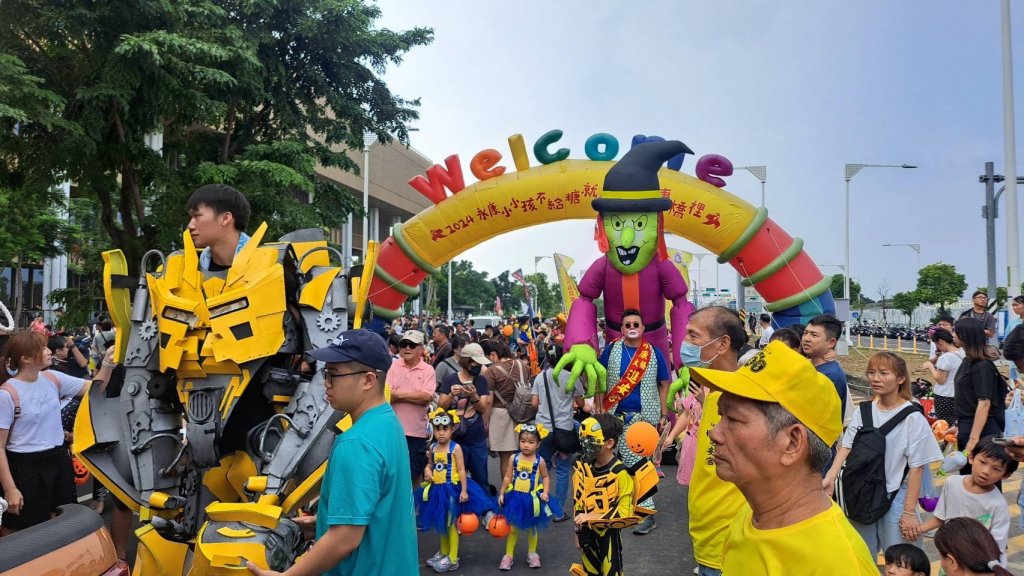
left=834, top=402, right=922, bottom=524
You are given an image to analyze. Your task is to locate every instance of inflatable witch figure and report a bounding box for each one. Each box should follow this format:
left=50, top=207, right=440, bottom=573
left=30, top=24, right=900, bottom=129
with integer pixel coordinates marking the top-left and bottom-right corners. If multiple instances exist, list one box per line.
left=555, top=141, right=695, bottom=396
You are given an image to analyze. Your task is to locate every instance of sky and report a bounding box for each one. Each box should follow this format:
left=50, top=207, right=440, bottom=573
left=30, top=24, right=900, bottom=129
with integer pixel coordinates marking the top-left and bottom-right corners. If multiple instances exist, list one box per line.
left=373, top=1, right=1021, bottom=303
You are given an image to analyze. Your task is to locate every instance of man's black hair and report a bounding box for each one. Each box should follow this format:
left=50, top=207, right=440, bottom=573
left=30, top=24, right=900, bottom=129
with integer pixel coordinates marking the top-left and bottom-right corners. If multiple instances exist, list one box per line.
left=937, top=314, right=956, bottom=325
left=807, top=314, right=843, bottom=342
left=930, top=328, right=954, bottom=345
left=972, top=290, right=987, bottom=299
left=972, top=436, right=1020, bottom=476
left=621, top=308, right=642, bottom=321
left=759, top=313, right=771, bottom=323
left=187, top=184, right=251, bottom=232
left=434, top=325, right=450, bottom=338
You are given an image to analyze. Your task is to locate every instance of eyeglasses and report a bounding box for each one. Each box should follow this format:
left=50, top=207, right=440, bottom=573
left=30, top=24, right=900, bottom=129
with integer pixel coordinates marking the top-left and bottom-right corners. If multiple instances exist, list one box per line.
left=398, top=341, right=420, bottom=349
left=321, top=368, right=371, bottom=387
left=622, top=322, right=642, bottom=329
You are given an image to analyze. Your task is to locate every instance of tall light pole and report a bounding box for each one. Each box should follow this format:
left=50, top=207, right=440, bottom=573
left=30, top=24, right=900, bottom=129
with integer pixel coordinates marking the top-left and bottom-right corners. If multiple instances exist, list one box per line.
left=882, top=243, right=921, bottom=270
left=361, top=131, right=378, bottom=258
left=734, top=165, right=767, bottom=208
left=845, top=163, right=916, bottom=344
left=1002, top=0, right=1020, bottom=298
left=447, top=260, right=453, bottom=322
left=733, top=165, right=766, bottom=312
left=692, top=253, right=714, bottom=306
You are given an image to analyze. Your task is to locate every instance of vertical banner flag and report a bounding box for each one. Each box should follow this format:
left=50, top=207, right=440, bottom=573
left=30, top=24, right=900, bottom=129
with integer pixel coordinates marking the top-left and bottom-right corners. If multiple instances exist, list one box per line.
left=665, top=248, right=693, bottom=328
left=511, top=269, right=530, bottom=299
left=553, top=253, right=581, bottom=312
left=496, top=296, right=503, bottom=316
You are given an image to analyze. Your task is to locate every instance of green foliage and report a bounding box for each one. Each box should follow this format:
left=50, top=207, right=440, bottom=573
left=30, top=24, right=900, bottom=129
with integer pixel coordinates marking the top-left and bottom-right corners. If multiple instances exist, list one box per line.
left=892, top=290, right=919, bottom=319
left=1, top=0, right=431, bottom=321
left=491, top=271, right=517, bottom=313
left=829, top=274, right=872, bottom=305
left=429, top=261, right=497, bottom=316
left=916, top=263, right=968, bottom=313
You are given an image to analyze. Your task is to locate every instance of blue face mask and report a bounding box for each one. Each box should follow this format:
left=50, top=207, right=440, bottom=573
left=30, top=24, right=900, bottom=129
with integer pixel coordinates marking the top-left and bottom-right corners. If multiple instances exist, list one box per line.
left=679, top=336, right=723, bottom=368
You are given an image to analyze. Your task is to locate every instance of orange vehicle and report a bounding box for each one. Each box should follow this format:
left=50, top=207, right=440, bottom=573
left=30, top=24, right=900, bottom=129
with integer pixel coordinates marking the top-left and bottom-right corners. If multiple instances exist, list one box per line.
left=0, top=504, right=129, bottom=576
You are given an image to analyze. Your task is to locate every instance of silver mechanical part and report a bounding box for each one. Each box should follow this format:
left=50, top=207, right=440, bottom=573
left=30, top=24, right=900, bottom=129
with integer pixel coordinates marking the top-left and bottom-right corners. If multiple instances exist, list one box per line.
left=315, top=310, right=342, bottom=333
left=139, top=318, right=158, bottom=341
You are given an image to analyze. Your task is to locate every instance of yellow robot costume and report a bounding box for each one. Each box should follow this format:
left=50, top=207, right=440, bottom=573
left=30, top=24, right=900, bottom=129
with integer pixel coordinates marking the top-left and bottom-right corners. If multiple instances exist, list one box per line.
left=73, top=225, right=360, bottom=575
left=570, top=417, right=659, bottom=576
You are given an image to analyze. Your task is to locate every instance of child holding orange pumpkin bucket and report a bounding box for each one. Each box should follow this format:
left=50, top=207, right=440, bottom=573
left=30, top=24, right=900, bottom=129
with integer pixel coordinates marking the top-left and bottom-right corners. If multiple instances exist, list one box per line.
left=416, top=408, right=494, bottom=573
left=497, top=422, right=552, bottom=570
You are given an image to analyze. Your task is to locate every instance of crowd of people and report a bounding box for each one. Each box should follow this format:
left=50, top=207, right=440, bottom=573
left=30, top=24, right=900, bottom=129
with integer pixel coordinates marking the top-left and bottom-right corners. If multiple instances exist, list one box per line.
left=3, top=183, right=1024, bottom=576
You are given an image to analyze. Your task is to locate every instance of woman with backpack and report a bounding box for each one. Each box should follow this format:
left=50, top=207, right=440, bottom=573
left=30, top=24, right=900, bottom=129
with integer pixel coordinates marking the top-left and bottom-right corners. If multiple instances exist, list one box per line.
left=824, top=352, right=942, bottom=556
left=953, top=318, right=1007, bottom=458
left=482, top=340, right=533, bottom=481
left=0, top=331, right=117, bottom=533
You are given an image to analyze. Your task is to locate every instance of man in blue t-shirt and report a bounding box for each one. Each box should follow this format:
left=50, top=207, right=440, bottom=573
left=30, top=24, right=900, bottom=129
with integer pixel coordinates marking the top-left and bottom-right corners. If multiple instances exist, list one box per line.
left=247, top=329, right=417, bottom=576
left=801, top=314, right=849, bottom=475
left=598, top=309, right=671, bottom=535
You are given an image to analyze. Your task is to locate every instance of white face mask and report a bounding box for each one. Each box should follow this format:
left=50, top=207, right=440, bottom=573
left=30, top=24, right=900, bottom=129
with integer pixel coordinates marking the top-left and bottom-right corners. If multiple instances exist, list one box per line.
left=625, top=329, right=640, bottom=339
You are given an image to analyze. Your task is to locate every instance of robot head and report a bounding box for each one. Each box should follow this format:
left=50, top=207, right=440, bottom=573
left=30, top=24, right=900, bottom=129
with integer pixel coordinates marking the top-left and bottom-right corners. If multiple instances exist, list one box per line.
left=578, top=417, right=605, bottom=463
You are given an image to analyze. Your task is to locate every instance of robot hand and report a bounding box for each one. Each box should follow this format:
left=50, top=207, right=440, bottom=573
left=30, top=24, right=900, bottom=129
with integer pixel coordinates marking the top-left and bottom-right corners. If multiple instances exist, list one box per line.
left=553, top=344, right=606, bottom=397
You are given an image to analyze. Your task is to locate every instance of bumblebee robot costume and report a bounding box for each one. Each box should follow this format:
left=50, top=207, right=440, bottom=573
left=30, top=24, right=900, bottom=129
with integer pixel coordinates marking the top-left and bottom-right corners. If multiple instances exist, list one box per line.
left=570, top=416, right=659, bottom=576
left=72, top=222, right=365, bottom=575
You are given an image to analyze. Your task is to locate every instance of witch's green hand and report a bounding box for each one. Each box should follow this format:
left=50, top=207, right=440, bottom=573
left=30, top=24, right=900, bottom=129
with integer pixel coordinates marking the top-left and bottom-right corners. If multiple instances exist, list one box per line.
left=555, top=344, right=600, bottom=396
left=666, top=366, right=691, bottom=411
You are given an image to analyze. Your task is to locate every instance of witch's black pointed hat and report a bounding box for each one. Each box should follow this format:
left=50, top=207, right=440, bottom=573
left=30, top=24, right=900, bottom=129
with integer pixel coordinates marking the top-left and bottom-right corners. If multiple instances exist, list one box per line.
left=592, top=140, right=693, bottom=213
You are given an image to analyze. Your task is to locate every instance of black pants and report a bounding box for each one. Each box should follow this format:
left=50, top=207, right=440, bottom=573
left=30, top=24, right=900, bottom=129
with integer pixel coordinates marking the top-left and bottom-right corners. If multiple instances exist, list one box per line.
left=1, top=447, right=76, bottom=530
left=577, top=527, right=623, bottom=576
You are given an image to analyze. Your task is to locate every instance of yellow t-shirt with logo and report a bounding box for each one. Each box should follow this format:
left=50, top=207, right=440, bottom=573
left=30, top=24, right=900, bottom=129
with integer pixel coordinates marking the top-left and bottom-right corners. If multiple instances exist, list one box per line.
left=722, top=501, right=878, bottom=575
left=687, top=391, right=746, bottom=569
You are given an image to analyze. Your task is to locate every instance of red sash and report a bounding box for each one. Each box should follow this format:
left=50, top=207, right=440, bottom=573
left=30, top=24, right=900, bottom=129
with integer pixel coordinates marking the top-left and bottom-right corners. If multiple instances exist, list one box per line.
left=603, top=340, right=653, bottom=411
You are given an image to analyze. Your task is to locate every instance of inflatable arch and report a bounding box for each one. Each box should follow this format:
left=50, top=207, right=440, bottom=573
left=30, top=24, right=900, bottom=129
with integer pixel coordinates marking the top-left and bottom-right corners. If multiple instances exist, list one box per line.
left=368, top=155, right=835, bottom=328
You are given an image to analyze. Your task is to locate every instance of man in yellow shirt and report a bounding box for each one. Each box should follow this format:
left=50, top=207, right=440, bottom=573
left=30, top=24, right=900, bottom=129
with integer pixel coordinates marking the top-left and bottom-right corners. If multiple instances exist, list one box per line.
left=690, top=341, right=877, bottom=575
left=682, top=307, right=746, bottom=576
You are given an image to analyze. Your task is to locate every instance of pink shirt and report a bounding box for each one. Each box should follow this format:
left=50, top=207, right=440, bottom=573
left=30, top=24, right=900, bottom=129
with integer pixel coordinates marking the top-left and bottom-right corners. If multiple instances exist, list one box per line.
left=386, top=358, right=436, bottom=438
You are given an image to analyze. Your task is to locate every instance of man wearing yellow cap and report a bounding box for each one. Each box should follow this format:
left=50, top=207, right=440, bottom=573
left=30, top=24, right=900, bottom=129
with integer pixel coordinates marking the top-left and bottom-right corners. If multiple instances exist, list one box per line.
left=690, top=341, right=877, bottom=575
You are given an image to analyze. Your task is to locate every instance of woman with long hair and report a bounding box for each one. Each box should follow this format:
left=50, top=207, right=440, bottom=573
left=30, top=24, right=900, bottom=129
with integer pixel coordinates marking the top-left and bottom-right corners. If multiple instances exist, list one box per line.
left=953, top=318, right=1007, bottom=456
left=0, top=330, right=116, bottom=533
left=824, top=352, right=942, bottom=556
left=935, top=517, right=1013, bottom=575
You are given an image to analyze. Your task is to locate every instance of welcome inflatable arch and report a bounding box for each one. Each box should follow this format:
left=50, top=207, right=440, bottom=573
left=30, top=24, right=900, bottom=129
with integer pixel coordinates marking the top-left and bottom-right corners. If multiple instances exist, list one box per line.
left=368, top=132, right=835, bottom=328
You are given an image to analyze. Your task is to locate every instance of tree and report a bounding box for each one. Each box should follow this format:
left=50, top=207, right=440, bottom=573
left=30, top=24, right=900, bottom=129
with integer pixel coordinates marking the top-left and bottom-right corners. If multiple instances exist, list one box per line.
left=1, top=0, right=432, bottom=319
left=428, top=260, right=496, bottom=317
left=491, top=271, right=517, bottom=314
left=916, top=263, right=968, bottom=314
left=877, top=280, right=892, bottom=325
left=829, top=274, right=873, bottom=311
left=892, top=290, right=920, bottom=324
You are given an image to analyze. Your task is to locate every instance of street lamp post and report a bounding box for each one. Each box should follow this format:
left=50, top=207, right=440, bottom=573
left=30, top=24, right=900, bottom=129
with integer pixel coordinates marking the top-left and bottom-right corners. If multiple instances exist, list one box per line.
left=844, top=163, right=916, bottom=344
left=882, top=243, right=922, bottom=270
left=534, top=255, right=551, bottom=276
left=362, top=131, right=378, bottom=258
left=733, top=166, right=766, bottom=313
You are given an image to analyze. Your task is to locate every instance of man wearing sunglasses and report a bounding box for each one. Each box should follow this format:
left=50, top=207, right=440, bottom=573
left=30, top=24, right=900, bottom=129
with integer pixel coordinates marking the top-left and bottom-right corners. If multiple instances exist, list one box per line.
left=384, top=330, right=436, bottom=486
left=597, top=308, right=671, bottom=535
left=248, top=329, right=417, bottom=576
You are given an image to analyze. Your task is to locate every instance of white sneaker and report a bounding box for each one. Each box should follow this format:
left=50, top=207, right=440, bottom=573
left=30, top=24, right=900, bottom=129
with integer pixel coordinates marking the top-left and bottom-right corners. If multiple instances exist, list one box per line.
left=432, top=556, right=460, bottom=573
left=426, top=551, right=444, bottom=568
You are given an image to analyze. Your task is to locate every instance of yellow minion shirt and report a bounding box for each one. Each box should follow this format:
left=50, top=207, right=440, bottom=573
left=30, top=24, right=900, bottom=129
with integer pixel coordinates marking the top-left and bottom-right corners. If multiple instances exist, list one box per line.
left=721, top=501, right=878, bottom=575
left=687, top=391, right=746, bottom=569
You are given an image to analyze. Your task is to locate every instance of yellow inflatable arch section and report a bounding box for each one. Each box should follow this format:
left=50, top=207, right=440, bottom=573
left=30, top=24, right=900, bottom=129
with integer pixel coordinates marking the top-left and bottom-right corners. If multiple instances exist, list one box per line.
left=369, top=159, right=834, bottom=323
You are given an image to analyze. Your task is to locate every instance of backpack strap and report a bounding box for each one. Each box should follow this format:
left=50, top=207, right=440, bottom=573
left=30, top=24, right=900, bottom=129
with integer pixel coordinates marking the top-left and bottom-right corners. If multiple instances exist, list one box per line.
left=0, top=382, right=20, bottom=417
left=859, top=401, right=874, bottom=431
left=878, top=404, right=924, bottom=436
left=42, top=370, right=61, bottom=394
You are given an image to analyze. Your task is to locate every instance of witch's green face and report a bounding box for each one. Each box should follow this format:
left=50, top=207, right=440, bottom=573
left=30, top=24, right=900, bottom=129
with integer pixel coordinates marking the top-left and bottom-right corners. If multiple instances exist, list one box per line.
left=603, top=212, right=659, bottom=274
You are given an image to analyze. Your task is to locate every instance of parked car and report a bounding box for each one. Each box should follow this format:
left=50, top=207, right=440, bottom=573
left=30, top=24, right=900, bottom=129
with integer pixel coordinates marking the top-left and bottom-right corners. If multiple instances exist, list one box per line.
left=0, top=504, right=128, bottom=576
left=467, top=315, right=503, bottom=331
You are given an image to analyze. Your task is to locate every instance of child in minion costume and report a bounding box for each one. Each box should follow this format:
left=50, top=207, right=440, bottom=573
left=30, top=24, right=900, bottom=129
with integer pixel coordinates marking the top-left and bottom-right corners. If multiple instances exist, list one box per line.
left=497, top=422, right=553, bottom=570
left=556, top=141, right=694, bottom=398
left=417, top=407, right=495, bottom=572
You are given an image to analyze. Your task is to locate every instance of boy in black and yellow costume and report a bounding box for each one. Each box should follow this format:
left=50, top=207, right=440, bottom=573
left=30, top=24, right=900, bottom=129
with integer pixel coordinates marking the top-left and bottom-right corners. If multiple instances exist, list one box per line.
left=570, top=414, right=658, bottom=576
